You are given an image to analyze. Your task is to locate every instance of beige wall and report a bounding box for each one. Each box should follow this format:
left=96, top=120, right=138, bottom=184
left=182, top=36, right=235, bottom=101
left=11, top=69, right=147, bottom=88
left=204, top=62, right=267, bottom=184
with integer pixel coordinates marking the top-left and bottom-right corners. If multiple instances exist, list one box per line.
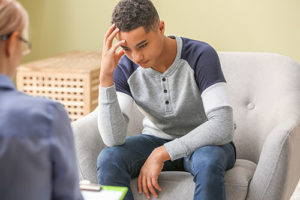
left=19, top=0, right=300, bottom=64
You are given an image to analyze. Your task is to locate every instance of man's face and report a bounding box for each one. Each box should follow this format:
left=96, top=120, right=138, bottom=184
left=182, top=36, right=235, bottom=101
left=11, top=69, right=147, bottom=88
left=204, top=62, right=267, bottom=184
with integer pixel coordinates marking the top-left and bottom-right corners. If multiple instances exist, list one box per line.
left=117, top=22, right=164, bottom=68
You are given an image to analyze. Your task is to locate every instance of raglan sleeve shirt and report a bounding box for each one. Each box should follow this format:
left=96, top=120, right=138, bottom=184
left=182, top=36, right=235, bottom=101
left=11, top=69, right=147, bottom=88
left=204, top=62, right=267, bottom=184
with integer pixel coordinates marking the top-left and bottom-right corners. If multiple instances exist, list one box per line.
left=98, top=39, right=234, bottom=161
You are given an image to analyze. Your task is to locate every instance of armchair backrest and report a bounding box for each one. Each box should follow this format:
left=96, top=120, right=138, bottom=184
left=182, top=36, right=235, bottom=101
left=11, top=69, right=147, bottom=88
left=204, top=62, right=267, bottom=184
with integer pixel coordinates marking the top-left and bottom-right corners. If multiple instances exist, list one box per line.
left=219, top=52, right=300, bottom=163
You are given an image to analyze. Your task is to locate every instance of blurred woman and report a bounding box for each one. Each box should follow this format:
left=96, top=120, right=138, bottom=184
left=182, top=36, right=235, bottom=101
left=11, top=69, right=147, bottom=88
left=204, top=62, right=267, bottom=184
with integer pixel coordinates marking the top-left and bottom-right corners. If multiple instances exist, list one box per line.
left=0, top=0, right=83, bottom=199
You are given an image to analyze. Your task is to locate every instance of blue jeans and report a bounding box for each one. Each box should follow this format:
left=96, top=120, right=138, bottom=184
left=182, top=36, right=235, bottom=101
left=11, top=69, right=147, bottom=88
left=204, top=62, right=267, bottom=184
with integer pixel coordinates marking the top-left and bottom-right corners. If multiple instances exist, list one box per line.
left=97, top=134, right=236, bottom=200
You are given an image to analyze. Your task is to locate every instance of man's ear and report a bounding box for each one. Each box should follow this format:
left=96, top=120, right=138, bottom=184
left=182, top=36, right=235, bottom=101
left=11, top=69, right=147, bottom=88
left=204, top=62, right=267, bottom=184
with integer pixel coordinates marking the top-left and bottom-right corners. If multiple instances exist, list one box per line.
left=158, top=20, right=165, bottom=35
left=5, top=31, right=19, bottom=58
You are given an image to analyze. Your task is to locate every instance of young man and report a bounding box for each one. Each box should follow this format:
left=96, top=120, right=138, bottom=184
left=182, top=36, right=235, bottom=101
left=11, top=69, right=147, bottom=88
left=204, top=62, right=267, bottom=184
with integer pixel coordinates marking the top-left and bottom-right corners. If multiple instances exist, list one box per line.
left=97, top=0, right=236, bottom=199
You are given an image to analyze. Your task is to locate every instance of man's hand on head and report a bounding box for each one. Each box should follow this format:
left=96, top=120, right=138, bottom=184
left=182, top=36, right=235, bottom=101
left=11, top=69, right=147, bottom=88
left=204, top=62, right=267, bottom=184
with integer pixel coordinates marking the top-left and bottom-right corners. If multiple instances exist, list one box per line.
left=99, top=24, right=125, bottom=87
left=138, top=145, right=171, bottom=199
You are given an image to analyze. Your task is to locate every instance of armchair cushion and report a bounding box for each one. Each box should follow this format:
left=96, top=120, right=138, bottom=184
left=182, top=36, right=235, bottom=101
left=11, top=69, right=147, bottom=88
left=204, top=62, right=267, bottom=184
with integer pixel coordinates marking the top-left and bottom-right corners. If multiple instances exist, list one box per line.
left=129, top=159, right=256, bottom=200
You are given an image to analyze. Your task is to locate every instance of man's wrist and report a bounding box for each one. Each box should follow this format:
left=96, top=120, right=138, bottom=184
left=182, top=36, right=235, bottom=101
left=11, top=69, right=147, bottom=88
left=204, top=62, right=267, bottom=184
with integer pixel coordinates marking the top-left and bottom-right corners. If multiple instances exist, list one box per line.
left=153, top=145, right=171, bottom=162
left=99, top=73, right=114, bottom=87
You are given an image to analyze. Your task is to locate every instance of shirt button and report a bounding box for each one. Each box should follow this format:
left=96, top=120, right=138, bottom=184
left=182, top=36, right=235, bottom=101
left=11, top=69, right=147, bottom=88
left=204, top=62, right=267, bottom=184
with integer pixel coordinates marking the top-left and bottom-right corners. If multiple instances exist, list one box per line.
left=164, top=89, right=167, bottom=93
left=165, top=100, right=169, bottom=104
left=162, top=77, right=166, bottom=81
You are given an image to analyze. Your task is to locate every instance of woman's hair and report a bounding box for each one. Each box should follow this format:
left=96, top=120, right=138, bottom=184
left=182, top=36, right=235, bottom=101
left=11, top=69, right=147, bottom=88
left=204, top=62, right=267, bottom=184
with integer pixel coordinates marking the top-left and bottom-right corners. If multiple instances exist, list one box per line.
left=0, top=0, right=28, bottom=38
left=112, top=0, right=159, bottom=33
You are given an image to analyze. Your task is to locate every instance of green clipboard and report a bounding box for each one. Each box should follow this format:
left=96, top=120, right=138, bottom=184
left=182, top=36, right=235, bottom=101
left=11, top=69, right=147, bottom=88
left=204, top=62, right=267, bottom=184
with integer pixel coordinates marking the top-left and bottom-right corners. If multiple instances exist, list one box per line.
left=101, top=185, right=128, bottom=200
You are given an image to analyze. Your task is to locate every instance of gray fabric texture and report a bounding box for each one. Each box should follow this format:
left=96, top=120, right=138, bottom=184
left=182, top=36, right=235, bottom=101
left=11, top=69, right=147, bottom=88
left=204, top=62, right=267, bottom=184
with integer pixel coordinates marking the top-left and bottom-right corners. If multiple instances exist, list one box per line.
left=164, top=106, right=234, bottom=160
left=129, top=160, right=256, bottom=200
left=72, top=102, right=144, bottom=184
left=72, top=52, right=300, bottom=200
left=247, top=120, right=300, bottom=200
left=98, top=84, right=234, bottom=161
left=98, top=36, right=234, bottom=161
left=72, top=109, right=100, bottom=184
left=131, top=172, right=195, bottom=200
left=98, top=86, right=129, bottom=147
left=225, top=159, right=257, bottom=200
left=220, top=52, right=300, bottom=164
left=219, top=52, right=300, bottom=200
left=72, top=106, right=256, bottom=200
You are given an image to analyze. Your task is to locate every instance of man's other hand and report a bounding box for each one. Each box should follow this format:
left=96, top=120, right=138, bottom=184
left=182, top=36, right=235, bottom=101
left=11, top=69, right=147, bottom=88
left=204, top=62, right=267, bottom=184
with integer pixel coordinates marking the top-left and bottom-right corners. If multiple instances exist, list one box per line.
left=138, top=145, right=171, bottom=199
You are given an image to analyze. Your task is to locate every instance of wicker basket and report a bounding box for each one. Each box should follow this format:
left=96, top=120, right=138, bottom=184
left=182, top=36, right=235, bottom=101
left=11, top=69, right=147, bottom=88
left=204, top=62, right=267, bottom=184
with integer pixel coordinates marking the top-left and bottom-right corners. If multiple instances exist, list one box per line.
left=16, top=51, right=101, bottom=121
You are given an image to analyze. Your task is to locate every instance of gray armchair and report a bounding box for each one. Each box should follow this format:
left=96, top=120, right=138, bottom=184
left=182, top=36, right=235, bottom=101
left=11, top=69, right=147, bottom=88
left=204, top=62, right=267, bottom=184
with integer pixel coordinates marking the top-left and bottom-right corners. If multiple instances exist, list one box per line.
left=72, top=52, right=300, bottom=200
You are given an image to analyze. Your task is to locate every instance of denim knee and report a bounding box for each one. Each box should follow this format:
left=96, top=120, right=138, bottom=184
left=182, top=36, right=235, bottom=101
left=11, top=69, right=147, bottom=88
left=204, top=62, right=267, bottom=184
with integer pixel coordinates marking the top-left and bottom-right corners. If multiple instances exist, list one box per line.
left=97, top=146, right=129, bottom=182
left=97, top=147, right=109, bottom=170
left=190, top=146, right=227, bottom=176
left=97, top=146, right=126, bottom=169
left=192, top=160, right=225, bottom=189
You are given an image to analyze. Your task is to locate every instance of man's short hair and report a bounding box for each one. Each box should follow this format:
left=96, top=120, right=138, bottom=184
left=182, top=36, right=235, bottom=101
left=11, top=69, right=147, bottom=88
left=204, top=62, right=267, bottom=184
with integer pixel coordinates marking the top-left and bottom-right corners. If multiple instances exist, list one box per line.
left=112, top=0, right=160, bottom=33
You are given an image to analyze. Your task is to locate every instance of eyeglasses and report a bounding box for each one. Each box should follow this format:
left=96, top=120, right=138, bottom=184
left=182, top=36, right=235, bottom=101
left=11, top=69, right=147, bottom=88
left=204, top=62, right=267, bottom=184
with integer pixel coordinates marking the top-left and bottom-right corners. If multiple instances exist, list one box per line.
left=0, top=33, right=32, bottom=55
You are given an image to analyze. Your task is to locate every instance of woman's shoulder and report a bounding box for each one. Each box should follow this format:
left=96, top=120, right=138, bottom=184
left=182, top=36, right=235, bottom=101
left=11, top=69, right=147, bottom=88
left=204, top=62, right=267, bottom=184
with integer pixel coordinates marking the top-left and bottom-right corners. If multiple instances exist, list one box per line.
left=1, top=90, right=68, bottom=137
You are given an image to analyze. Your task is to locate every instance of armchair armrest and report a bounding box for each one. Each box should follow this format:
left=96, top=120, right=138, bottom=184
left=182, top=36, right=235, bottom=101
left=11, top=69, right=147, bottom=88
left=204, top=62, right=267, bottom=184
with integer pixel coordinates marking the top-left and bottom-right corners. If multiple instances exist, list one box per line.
left=72, top=108, right=104, bottom=184
left=71, top=102, right=144, bottom=184
left=247, top=118, right=300, bottom=200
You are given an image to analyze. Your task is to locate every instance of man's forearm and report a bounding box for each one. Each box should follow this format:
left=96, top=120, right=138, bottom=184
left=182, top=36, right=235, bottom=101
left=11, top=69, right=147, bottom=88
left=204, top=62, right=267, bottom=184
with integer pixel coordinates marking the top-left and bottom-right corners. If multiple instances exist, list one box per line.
left=164, top=106, right=234, bottom=161
left=97, top=24, right=127, bottom=144
left=99, top=72, right=114, bottom=87
left=98, top=85, right=128, bottom=146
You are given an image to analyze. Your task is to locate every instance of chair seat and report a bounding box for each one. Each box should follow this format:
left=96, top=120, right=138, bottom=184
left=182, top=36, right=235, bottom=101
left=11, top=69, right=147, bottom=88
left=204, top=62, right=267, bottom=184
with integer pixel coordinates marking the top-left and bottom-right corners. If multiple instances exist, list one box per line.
left=225, top=159, right=257, bottom=200
left=130, top=159, right=256, bottom=200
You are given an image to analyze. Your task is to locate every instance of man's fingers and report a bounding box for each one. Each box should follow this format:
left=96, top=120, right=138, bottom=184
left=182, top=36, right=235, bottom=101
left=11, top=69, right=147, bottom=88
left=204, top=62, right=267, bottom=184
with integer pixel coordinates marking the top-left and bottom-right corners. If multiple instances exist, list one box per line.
left=113, top=41, right=125, bottom=63
left=142, top=176, right=150, bottom=199
left=112, top=40, right=125, bottom=52
left=104, top=24, right=116, bottom=41
left=116, top=50, right=125, bottom=62
left=137, top=174, right=142, bottom=194
left=105, top=27, right=120, bottom=49
left=152, top=177, right=162, bottom=191
left=147, top=178, right=158, bottom=198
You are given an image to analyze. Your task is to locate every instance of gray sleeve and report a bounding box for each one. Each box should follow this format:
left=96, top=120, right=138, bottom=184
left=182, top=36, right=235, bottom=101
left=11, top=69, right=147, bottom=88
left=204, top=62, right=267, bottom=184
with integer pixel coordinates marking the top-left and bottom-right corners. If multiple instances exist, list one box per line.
left=164, top=106, right=234, bottom=161
left=97, top=85, right=129, bottom=146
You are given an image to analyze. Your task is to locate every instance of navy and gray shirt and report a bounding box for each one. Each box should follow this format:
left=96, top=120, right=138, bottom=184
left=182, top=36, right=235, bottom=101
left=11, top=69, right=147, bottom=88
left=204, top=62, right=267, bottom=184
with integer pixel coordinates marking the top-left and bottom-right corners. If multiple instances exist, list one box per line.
left=98, top=36, right=234, bottom=160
